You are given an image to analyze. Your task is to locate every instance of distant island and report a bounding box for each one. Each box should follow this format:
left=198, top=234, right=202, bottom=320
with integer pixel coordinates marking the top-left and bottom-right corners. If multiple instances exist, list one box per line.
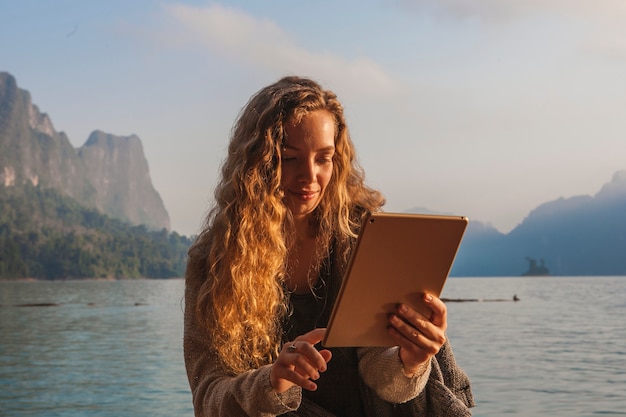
left=522, top=257, right=550, bottom=276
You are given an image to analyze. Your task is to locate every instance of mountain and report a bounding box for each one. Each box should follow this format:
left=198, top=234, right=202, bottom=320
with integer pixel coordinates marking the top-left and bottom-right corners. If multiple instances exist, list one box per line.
left=0, top=183, right=190, bottom=279
left=79, top=130, right=170, bottom=230
left=2, top=72, right=624, bottom=277
left=0, top=72, right=169, bottom=231
left=450, top=170, right=626, bottom=276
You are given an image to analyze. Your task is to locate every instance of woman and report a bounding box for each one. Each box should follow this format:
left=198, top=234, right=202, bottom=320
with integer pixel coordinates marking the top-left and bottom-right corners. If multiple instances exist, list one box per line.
left=184, top=76, right=474, bottom=417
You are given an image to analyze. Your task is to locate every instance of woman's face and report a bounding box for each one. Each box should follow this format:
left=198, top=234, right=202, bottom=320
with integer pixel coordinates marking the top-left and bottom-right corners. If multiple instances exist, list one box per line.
left=281, top=110, right=336, bottom=222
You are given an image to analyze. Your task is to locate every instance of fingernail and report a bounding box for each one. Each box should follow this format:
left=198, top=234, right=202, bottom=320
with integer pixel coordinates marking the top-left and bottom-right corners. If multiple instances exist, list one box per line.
left=425, top=294, right=433, bottom=302
left=399, top=304, right=408, bottom=313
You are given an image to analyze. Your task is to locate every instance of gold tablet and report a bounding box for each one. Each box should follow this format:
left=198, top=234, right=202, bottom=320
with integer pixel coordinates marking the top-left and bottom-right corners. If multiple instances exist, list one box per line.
left=323, top=212, right=468, bottom=347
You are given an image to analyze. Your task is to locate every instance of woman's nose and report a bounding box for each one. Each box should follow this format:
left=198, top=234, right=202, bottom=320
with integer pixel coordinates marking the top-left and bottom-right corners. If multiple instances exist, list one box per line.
left=297, top=159, right=315, bottom=182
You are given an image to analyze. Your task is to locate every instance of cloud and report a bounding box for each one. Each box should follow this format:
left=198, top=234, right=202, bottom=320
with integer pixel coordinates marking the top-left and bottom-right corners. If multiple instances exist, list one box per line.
left=163, top=3, right=401, bottom=96
left=396, top=0, right=626, bottom=62
left=396, top=0, right=626, bottom=21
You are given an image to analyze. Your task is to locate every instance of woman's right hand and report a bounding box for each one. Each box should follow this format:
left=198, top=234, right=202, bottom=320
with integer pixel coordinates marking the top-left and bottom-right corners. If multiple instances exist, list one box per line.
left=270, top=328, right=332, bottom=393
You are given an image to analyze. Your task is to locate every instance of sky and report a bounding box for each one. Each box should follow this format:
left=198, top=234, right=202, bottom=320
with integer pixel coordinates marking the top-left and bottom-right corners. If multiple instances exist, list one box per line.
left=1, top=0, right=625, bottom=236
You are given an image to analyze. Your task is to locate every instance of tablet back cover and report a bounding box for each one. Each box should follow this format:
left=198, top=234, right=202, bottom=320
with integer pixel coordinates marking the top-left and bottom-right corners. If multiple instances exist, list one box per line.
left=323, top=213, right=468, bottom=347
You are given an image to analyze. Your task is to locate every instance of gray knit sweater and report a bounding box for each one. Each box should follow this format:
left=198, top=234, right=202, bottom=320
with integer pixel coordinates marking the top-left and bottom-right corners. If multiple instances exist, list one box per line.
left=184, top=277, right=474, bottom=417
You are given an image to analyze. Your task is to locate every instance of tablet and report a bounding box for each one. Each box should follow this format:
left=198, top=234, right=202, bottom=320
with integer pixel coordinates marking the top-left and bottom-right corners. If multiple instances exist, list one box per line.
left=322, top=212, right=468, bottom=347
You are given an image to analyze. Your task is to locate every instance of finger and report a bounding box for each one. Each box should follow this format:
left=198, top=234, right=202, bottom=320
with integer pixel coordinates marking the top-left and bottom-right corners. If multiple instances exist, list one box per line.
left=272, top=342, right=324, bottom=393
left=388, top=325, right=432, bottom=361
left=290, top=351, right=322, bottom=381
left=423, top=293, right=447, bottom=328
left=390, top=305, right=447, bottom=347
left=297, top=328, right=327, bottom=345
left=277, top=343, right=324, bottom=383
left=395, top=298, right=447, bottom=334
left=284, top=340, right=328, bottom=373
left=319, top=349, right=332, bottom=364
left=274, top=363, right=319, bottom=391
left=389, top=313, right=442, bottom=355
left=293, top=328, right=332, bottom=370
left=393, top=303, right=438, bottom=337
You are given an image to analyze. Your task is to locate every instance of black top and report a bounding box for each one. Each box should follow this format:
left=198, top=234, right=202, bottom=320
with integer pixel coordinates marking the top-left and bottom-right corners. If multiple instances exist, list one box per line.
left=282, top=257, right=365, bottom=417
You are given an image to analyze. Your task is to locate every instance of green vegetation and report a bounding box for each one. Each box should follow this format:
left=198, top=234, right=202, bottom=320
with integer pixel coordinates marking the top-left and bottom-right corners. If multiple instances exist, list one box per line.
left=0, top=184, right=193, bottom=279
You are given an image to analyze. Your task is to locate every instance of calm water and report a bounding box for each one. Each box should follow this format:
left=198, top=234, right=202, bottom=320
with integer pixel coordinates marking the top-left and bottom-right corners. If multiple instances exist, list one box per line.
left=1, top=277, right=625, bottom=416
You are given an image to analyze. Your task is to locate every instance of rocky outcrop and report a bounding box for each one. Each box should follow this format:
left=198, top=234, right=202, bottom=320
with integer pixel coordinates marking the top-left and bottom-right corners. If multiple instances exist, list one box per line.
left=0, top=71, right=170, bottom=231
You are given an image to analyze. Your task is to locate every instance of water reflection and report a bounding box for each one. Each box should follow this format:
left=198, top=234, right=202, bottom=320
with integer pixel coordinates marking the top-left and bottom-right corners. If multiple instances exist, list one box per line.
left=1, top=277, right=625, bottom=416
left=0, top=279, right=192, bottom=417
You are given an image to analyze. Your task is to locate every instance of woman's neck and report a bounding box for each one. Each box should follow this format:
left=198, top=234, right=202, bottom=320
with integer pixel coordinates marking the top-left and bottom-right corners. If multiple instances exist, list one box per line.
left=286, top=216, right=318, bottom=294
left=292, top=215, right=312, bottom=239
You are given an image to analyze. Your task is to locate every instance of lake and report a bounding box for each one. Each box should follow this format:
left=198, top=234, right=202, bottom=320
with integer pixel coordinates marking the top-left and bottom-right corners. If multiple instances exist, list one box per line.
left=1, top=276, right=625, bottom=416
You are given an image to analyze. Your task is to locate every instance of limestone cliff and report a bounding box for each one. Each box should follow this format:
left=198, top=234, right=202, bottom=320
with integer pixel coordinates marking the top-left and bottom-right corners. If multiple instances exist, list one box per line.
left=0, top=72, right=170, bottom=231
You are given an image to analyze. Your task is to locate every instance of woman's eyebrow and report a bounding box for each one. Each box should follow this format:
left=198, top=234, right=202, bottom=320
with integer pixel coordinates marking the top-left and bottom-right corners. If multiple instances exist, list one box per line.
left=281, top=143, right=298, bottom=151
left=282, top=144, right=335, bottom=152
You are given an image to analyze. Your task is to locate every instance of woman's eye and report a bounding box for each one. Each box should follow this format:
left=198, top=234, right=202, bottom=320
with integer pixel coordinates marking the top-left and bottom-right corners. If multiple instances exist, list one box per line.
left=318, top=154, right=334, bottom=164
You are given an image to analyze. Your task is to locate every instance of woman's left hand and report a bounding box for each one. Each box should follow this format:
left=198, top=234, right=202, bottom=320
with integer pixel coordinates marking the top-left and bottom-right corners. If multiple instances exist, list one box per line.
left=388, top=293, right=447, bottom=376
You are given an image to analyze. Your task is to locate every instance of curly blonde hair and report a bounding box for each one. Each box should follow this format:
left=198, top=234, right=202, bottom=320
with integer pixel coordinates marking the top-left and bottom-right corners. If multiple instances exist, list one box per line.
left=186, top=76, right=384, bottom=373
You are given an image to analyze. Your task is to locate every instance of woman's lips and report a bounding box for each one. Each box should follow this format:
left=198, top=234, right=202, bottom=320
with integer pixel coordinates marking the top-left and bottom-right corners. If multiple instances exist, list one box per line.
left=290, top=190, right=318, bottom=201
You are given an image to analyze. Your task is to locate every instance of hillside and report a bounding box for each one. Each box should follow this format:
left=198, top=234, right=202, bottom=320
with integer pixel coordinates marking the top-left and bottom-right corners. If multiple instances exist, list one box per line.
left=0, top=71, right=169, bottom=231
left=451, top=170, right=626, bottom=276
left=0, top=183, right=191, bottom=279
left=0, top=71, right=188, bottom=280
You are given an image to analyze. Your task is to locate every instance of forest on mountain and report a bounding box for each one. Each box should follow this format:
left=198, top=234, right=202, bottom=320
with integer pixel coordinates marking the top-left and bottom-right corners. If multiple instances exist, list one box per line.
left=0, top=184, right=191, bottom=280
left=1, top=71, right=189, bottom=280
